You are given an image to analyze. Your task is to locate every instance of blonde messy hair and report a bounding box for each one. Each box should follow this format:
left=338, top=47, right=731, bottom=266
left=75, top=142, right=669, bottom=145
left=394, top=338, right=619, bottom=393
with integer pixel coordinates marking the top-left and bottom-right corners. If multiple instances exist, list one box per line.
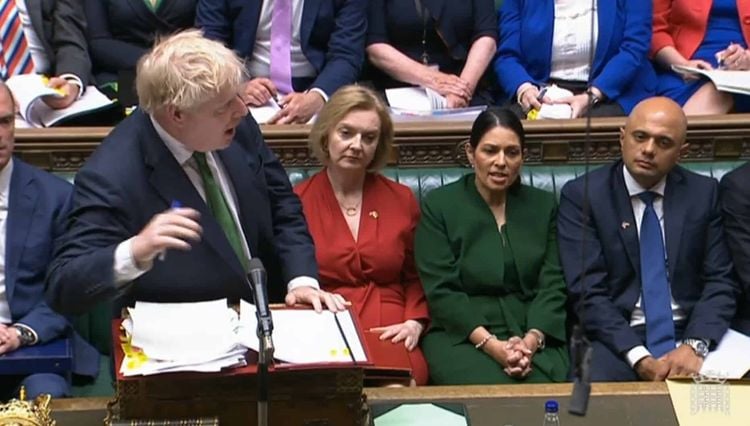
left=309, top=85, right=393, bottom=172
left=136, top=29, right=246, bottom=113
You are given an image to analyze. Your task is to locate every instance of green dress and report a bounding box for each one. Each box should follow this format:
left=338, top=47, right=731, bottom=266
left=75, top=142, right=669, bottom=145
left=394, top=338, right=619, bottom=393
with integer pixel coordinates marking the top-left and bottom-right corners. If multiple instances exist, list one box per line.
left=415, top=174, right=569, bottom=384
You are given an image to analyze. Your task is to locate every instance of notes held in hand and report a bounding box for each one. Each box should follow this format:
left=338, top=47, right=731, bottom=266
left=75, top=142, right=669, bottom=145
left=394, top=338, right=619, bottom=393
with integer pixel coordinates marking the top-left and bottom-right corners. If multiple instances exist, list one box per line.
left=239, top=300, right=367, bottom=364
left=6, top=73, right=116, bottom=128
left=532, top=84, right=574, bottom=120
left=120, top=299, right=248, bottom=376
left=384, top=86, right=485, bottom=122
left=672, top=64, right=750, bottom=96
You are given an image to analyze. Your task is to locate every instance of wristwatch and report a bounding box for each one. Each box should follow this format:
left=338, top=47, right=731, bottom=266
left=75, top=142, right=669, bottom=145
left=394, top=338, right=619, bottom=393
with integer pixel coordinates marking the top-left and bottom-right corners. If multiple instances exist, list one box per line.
left=682, top=338, right=709, bottom=358
left=586, top=88, right=602, bottom=106
left=13, top=325, right=35, bottom=347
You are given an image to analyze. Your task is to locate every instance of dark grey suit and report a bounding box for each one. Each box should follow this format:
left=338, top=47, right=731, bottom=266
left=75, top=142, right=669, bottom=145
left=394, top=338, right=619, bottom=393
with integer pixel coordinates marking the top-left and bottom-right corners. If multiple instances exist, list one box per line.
left=28, top=0, right=91, bottom=86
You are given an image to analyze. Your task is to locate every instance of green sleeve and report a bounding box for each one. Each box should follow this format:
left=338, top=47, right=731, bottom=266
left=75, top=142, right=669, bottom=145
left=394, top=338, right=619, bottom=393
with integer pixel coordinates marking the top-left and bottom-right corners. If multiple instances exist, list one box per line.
left=415, top=196, right=489, bottom=344
left=526, top=202, right=568, bottom=344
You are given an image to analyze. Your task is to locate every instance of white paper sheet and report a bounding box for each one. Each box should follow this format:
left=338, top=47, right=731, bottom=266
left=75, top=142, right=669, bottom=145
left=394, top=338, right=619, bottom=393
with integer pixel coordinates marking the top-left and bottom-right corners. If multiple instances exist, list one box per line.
left=239, top=301, right=367, bottom=364
left=701, top=329, right=750, bottom=379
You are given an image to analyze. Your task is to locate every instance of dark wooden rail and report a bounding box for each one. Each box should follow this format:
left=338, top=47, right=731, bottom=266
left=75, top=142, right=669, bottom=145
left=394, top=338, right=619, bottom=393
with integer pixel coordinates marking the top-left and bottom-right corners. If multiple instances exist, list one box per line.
left=14, top=114, right=750, bottom=172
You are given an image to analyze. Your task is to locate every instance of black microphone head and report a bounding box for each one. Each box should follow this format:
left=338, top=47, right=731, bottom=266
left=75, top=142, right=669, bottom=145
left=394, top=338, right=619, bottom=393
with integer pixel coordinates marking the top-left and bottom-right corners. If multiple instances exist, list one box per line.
left=248, top=257, right=265, bottom=273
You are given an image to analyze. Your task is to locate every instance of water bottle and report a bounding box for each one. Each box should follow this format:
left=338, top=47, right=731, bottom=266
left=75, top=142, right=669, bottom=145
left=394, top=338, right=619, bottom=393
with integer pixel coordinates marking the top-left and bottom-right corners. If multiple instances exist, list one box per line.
left=543, top=400, right=561, bottom=426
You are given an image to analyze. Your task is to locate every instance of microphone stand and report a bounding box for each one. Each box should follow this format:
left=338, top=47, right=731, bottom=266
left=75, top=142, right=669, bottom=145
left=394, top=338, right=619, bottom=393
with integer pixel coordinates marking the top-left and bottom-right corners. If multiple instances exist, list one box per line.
left=257, top=331, right=274, bottom=426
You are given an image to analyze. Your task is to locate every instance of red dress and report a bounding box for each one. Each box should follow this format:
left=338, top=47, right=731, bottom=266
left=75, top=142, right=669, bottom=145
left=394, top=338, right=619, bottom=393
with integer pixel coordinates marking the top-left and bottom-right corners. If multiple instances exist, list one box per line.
left=295, top=171, right=430, bottom=385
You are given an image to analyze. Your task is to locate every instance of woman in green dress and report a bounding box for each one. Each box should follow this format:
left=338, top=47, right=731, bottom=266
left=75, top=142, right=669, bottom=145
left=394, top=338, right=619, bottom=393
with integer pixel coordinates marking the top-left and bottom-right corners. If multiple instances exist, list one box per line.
left=415, top=108, right=569, bottom=384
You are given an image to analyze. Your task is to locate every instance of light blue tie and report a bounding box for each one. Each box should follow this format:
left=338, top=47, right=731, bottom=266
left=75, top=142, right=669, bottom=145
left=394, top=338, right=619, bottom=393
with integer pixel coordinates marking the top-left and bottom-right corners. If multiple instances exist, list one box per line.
left=638, top=191, right=675, bottom=358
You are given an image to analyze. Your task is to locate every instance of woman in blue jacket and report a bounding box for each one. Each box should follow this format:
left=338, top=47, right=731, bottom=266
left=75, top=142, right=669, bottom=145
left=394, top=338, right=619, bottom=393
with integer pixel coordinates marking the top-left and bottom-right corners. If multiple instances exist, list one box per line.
left=494, top=0, right=656, bottom=119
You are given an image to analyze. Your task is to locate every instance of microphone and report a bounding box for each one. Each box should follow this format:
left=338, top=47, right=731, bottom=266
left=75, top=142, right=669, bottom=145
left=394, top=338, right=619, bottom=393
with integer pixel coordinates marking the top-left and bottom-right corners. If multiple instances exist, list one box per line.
left=568, top=324, right=592, bottom=416
left=247, top=258, right=274, bottom=363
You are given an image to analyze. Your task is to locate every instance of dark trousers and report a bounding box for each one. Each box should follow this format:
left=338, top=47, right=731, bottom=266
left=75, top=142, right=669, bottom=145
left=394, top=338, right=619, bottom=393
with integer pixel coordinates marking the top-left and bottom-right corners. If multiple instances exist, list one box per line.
left=587, top=323, right=685, bottom=382
left=0, top=373, right=70, bottom=401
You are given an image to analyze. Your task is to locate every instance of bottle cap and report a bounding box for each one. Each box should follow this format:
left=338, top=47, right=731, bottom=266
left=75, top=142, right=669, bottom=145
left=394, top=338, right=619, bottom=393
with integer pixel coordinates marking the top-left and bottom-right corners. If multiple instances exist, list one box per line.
left=545, top=400, right=559, bottom=413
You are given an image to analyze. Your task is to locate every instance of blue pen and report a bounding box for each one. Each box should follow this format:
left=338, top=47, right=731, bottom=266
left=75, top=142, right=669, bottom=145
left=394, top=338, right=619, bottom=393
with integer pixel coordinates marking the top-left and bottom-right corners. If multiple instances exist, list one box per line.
left=158, top=200, right=183, bottom=261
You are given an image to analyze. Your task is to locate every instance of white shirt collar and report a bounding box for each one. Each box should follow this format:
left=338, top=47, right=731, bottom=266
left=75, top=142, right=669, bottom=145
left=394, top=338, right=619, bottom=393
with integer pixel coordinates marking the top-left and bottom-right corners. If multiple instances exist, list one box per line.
left=623, top=164, right=666, bottom=198
left=0, top=158, right=14, bottom=208
left=149, top=115, right=194, bottom=166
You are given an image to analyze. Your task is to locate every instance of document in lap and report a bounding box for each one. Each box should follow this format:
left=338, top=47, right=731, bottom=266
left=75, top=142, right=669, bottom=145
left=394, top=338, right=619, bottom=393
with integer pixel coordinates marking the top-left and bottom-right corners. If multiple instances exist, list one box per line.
left=5, top=74, right=116, bottom=127
left=700, top=329, right=750, bottom=379
left=385, top=86, right=485, bottom=122
left=0, top=338, right=73, bottom=375
left=672, top=65, right=750, bottom=96
left=239, top=300, right=368, bottom=365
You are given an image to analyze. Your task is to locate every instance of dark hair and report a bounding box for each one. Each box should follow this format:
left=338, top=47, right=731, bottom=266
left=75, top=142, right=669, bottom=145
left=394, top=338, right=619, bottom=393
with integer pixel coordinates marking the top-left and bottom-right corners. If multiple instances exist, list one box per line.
left=468, top=107, right=525, bottom=150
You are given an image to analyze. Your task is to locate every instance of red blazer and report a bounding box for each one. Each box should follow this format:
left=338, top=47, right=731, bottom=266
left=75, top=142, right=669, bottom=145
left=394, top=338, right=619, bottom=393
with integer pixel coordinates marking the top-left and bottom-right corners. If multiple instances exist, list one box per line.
left=651, top=0, right=750, bottom=59
left=294, top=171, right=430, bottom=384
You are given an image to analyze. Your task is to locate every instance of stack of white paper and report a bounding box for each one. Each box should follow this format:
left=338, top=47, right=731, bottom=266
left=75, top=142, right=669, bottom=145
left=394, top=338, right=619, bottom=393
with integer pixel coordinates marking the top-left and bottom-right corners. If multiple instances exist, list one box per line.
left=672, top=65, right=750, bottom=96
left=700, top=329, right=750, bottom=379
left=385, top=86, right=487, bottom=123
left=239, top=301, right=367, bottom=364
left=120, top=299, right=248, bottom=376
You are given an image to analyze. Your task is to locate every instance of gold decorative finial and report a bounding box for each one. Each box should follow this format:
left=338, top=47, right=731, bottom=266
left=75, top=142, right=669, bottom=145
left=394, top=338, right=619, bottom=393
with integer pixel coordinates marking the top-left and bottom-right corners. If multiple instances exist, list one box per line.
left=0, top=386, right=56, bottom=426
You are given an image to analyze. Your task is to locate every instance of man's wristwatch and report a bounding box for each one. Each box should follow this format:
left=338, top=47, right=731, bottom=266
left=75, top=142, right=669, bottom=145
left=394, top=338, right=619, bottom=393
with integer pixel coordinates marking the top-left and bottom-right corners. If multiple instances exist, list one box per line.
left=682, top=338, right=709, bottom=358
left=13, top=325, right=35, bottom=347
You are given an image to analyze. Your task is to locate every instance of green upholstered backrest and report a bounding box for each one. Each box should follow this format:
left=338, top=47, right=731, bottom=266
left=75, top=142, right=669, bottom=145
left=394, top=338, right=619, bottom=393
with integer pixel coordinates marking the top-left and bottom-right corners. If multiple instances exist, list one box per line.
left=65, top=159, right=746, bottom=396
left=288, top=161, right=746, bottom=201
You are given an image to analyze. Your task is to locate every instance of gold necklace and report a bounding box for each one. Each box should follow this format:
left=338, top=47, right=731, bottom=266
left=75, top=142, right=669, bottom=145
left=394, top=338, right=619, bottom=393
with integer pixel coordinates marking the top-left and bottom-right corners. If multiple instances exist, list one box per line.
left=341, top=201, right=361, bottom=216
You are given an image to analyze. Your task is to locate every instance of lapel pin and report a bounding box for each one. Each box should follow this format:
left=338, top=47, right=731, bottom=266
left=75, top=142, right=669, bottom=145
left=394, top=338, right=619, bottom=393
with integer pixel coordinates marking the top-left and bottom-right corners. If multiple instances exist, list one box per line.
left=369, top=211, right=379, bottom=219
left=621, top=221, right=631, bottom=230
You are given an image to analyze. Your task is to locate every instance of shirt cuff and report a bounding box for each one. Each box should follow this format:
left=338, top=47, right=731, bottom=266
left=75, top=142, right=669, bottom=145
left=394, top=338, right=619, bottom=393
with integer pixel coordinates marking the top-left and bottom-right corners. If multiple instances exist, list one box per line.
left=59, top=73, right=84, bottom=99
left=13, top=323, right=38, bottom=345
left=626, top=345, right=651, bottom=368
left=287, top=276, right=320, bottom=292
left=114, top=238, right=151, bottom=286
left=516, top=82, right=536, bottom=104
left=307, top=88, right=329, bottom=102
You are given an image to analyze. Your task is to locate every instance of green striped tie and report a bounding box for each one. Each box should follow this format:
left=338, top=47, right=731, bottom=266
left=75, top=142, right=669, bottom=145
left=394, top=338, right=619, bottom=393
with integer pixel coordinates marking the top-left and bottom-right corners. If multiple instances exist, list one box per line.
left=193, top=152, right=247, bottom=270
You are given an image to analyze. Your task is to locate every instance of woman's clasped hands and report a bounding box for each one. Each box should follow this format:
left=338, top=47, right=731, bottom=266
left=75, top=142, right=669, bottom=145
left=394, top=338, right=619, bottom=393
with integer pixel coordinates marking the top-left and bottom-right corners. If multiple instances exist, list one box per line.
left=484, top=334, right=540, bottom=378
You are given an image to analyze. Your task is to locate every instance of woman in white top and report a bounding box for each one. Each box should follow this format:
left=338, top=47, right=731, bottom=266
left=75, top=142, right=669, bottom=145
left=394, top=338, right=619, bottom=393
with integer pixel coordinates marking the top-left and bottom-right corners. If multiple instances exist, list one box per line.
left=494, top=0, right=657, bottom=119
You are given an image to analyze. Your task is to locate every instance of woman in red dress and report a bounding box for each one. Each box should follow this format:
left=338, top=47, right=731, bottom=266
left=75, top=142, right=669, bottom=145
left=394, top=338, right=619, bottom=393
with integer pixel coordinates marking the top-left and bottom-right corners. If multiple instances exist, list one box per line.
left=294, top=86, right=429, bottom=385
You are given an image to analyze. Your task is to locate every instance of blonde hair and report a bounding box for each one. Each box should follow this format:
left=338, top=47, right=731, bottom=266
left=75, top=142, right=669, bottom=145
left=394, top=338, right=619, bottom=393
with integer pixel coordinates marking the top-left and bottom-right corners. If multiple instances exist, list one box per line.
left=136, top=29, right=246, bottom=113
left=309, top=85, right=393, bottom=171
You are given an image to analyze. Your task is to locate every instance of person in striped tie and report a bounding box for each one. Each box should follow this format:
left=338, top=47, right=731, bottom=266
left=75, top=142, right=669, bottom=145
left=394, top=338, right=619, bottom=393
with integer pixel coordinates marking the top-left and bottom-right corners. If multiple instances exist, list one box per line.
left=1, top=0, right=90, bottom=110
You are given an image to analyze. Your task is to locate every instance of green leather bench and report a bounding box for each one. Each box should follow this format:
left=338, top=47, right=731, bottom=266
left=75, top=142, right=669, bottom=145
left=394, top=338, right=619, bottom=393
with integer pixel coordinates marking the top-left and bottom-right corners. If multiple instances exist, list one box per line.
left=68, top=160, right=747, bottom=397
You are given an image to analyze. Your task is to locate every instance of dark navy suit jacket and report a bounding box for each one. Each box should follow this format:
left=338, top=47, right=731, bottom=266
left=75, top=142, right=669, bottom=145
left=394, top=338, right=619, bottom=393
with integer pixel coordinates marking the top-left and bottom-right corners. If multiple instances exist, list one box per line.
left=494, top=0, right=656, bottom=113
left=557, top=161, right=738, bottom=356
left=195, top=0, right=367, bottom=96
left=720, top=163, right=750, bottom=336
left=46, top=110, right=318, bottom=316
left=6, top=159, right=98, bottom=377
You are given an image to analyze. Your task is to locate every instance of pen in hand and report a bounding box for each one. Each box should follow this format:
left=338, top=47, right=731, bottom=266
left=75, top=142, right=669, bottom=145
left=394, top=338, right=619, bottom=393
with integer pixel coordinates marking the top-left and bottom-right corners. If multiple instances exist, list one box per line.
left=158, top=200, right=183, bottom=262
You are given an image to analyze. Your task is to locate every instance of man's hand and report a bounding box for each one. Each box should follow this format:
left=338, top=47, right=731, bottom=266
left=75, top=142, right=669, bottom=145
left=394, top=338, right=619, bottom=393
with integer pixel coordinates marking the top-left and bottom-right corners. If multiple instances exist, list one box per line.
left=285, top=286, right=350, bottom=313
left=660, top=345, right=704, bottom=378
left=42, top=77, right=79, bottom=109
left=634, top=356, right=671, bottom=381
left=268, top=91, right=324, bottom=124
left=371, top=320, right=424, bottom=351
left=0, top=324, right=21, bottom=355
left=243, top=78, right=278, bottom=107
left=131, top=207, right=202, bottom=268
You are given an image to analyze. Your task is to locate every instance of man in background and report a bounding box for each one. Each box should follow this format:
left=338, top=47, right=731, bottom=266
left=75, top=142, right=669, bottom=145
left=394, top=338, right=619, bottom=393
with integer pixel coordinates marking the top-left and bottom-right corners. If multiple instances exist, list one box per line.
left=0, top=81, right=98, bottom=400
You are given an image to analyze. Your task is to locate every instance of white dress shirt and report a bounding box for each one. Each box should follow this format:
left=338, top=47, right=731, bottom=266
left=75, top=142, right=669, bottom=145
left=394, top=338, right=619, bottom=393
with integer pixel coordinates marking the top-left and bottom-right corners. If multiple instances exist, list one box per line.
left=0, top=159, right=14, bottom=324
left=112, top=116, right=318, bottom=292
left=549, top=0, right=598, bottom=82
left=622, top=166, right=687, bottom=367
